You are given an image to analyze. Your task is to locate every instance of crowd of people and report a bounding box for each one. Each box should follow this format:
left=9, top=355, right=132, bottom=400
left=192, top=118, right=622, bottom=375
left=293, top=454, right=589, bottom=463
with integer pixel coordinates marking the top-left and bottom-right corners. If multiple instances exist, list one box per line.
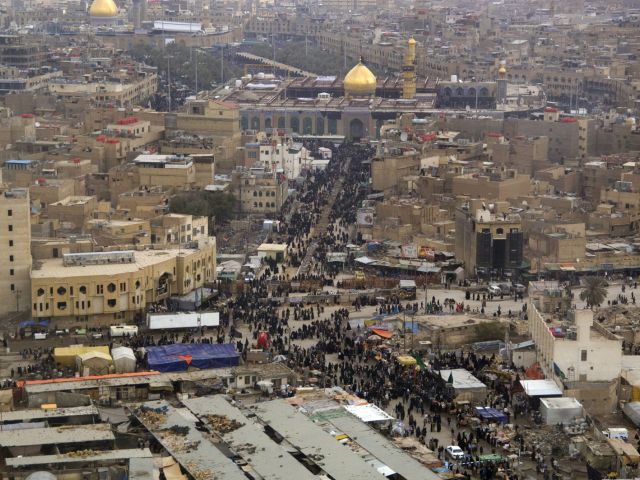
left=6, top=142, right=543, bottom=479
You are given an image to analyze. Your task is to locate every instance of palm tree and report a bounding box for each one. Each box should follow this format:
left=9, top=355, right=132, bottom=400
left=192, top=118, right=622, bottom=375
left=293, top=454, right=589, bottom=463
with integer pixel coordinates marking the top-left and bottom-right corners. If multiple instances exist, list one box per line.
left=579, top=276, right=608, bottom=309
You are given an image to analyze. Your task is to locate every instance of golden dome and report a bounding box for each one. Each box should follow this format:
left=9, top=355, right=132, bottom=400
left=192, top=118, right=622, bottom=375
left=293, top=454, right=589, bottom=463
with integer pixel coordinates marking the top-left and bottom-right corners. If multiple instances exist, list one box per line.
left=89, top=0, right=118, bottom=17
left=498, top=65, right=506, bottom=74
left=408, top=37, right=416, bottom=45
left=344, top=58, right=377, bottom=96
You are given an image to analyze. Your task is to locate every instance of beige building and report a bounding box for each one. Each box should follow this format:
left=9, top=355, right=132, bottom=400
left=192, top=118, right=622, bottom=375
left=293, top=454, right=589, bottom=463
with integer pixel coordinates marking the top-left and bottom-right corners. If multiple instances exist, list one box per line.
left=31, top=242, right=216, bottom=325
left=0, top=187, right=31, bottom=313
left=134, top=154, right=196, bottom=190
left=48, top=72, right=158, bottom=107
left=47, top=196, right=98, bottom=232
left=451, top=170, right=531, bottom=201
left=150, top=214, right=209, bottom=246
left=233, top=169, right=288, bottom=214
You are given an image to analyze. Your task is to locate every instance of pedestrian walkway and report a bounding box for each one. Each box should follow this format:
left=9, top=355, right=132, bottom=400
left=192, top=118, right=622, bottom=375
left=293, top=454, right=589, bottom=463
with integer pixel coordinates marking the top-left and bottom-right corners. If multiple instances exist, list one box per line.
left=297, top=157, right=351, bottom=276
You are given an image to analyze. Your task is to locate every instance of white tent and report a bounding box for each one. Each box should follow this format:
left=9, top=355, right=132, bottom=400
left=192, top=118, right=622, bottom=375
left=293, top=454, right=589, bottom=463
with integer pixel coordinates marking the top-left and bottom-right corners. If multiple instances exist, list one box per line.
left=76, top=351, right=113, bottom=376
left=112, top=346, right=137, bottom=374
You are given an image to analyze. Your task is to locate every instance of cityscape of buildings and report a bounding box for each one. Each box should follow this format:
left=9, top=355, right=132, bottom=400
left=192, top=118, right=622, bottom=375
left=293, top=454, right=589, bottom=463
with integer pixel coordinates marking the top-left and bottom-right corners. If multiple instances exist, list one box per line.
left=0, top=0, right=638, bottom=478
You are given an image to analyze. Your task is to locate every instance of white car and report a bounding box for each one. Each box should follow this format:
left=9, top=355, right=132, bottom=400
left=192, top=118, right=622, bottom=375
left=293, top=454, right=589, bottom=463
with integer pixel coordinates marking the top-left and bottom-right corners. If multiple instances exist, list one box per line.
left=445, top=445, right=465, bottom=460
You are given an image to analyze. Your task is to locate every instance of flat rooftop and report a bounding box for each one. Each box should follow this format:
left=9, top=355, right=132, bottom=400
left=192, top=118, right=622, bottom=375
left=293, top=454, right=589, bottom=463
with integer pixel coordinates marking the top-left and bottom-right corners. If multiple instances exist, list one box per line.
left=0, top=424, right=114, bottom=447
left=31, top=248, right=198, bottom=277
left=250, top=400, right=385, bottom=480
left=5, top=448, right=152, bottom=467
left=134, top=400, right=247, bottom=480
left=183, top=396, right=318, bottom=480
left=0, top=405, right=99, bottom=423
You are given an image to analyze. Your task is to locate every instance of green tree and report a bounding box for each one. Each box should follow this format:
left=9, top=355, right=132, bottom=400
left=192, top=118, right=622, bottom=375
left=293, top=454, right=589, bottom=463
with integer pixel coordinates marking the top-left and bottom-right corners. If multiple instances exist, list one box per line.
left=169, top=191, right=237, bottom=224
left=579, top=276, right=608, bottom=309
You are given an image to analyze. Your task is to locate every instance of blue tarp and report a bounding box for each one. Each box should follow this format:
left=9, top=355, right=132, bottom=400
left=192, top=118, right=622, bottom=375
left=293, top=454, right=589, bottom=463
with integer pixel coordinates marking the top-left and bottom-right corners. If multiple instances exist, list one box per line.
left=475, top=407, right=508, bottom=424
left=146, top=343, right=240, bottom=372
left=19, top=319, right=49, bottom=328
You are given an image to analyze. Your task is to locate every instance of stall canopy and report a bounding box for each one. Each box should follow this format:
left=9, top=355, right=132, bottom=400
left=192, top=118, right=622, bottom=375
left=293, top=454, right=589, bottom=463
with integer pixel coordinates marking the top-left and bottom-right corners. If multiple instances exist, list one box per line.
left=344, top=404, right=394, bottom=422
left=370, top=328, right=393, bottom=339
left=146, top=343, right=240, bottom=372
left=475, top=407, right=508, bottom=424
left=147, top=312, right=220, bottom=330
left=76, top=351, right=113, bottom=376
left=19, top=320, right=49, bottom=329
left=396, top=355, right=417, bottom=366
left=519, top=379, right=562, bottom=397
left=54, top=346, right=111, bottom=367
left=112, top=346, right=137, bottom=374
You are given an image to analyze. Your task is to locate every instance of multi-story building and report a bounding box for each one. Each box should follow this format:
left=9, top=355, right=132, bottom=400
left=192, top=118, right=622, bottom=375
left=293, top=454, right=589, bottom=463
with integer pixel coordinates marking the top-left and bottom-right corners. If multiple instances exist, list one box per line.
left=232, top=167, right=288, bottom=214
left=48, top=70, right=158, bottom=108
left=31, top=242, right=216, bottom=325
left=0, top=35, right=48, bottom=69
left=529, top=303, right=622, bottom=384
left=134, top=154, right=196, bottom=190
left=455, top=203, right=524, bottom=276
left=0, top=187, right=31, bottom=313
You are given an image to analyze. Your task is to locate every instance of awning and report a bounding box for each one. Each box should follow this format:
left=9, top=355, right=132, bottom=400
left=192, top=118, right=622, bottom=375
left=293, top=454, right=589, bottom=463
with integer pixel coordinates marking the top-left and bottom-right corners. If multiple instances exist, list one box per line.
left=519, top=379, right=562, bottom=397
left=344, top=403, right=394, bottom=422
left=396, top=355, right=417, bottom=366
left=370, top=328, right=394, bottom=339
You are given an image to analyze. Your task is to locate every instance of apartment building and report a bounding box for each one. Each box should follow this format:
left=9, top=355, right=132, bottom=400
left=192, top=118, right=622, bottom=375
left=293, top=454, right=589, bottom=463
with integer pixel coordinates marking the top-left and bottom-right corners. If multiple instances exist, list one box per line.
left=0, top=187, right=31, bottom=313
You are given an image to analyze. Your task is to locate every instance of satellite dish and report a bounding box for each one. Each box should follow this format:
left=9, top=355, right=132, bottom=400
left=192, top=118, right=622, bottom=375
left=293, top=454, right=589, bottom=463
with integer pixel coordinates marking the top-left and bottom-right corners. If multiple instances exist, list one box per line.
left=35, top=122, right=41, bottom=127
left=400, top=132, right=408, bottom=142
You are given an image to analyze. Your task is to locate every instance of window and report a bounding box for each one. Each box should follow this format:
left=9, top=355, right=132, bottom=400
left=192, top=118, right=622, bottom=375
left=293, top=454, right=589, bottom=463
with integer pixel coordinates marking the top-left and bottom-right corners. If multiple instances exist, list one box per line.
left=37, top=288, right=44, bottom=296
left=9, top=255, right=13, bottom=262
left=8, top=240, right=12, bottom=247
left=57, top=301, right=66, bottom=310
left=581, top=350, right=587, bottom=361
left=79, top=285, right=87, bottom=294
left=120, top=282, right=126, bottom=292
left=496, top=228, right=504, bottom=235
left=10, top=283, right=14, bottom=291
left=57, top=287, right=67, bottom=296
left=7, top=209, right=11, bottom=216
left=8, top=225, right=12, bottom=232
left=107, top=283, right=116, bottom=293
left=97, top=285, right=104, bottom=294
left=107, top=299, right=117, bottom=307
left=9, top=269, right=13, bottom=276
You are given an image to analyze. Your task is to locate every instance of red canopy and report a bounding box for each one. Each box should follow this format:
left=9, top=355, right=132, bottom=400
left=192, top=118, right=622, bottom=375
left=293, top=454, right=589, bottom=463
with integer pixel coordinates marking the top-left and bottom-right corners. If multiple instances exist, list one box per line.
left=371, top=328, right=394, bottom=339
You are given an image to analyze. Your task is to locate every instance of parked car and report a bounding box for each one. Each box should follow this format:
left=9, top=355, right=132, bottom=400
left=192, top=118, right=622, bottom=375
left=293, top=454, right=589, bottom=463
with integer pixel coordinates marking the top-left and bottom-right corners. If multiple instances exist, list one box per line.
left=445, top=445, right=465, bottom=460
left=488, top=285, right=502, bottom=295
left=511, top=283, right=527, bottom=294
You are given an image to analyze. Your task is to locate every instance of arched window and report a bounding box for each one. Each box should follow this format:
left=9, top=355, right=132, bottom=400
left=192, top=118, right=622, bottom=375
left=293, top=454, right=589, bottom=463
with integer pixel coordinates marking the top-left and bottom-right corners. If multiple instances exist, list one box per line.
left=467, top=87, right=476, bottom=97
left=456, top=87, right=464, bottom=96
left=241, top=116, right=249, bottom=130
left=444, top=87, right=452, bottom=96
left=265, top=117, right=272, bottom=129
left=250, top=116, right=260, bottom=130
left=303, top=117, right=313, bottom=134
left=277, top=117, right=286, bottom=129
left=328, top=117, right=337, bottom=135
left=316, top=117, right=325, bottom=135
left=290, top=116, right=299, bottom=133
left=480, top=87, right=489, bottom=96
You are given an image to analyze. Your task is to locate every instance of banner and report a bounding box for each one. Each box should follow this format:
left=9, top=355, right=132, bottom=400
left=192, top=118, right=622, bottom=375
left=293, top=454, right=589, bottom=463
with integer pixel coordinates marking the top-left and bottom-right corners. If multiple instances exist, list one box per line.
left=401, top=244, right=417, bottom=258
left=356, top=208, right=375, bottom=225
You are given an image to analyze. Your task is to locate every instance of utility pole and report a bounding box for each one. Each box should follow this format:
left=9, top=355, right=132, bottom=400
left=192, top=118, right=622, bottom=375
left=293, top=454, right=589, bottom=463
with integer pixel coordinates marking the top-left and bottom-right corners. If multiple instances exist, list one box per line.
left=220, top=45, right=224, bottom=84
left=194, top=48, right=198, bottom=93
